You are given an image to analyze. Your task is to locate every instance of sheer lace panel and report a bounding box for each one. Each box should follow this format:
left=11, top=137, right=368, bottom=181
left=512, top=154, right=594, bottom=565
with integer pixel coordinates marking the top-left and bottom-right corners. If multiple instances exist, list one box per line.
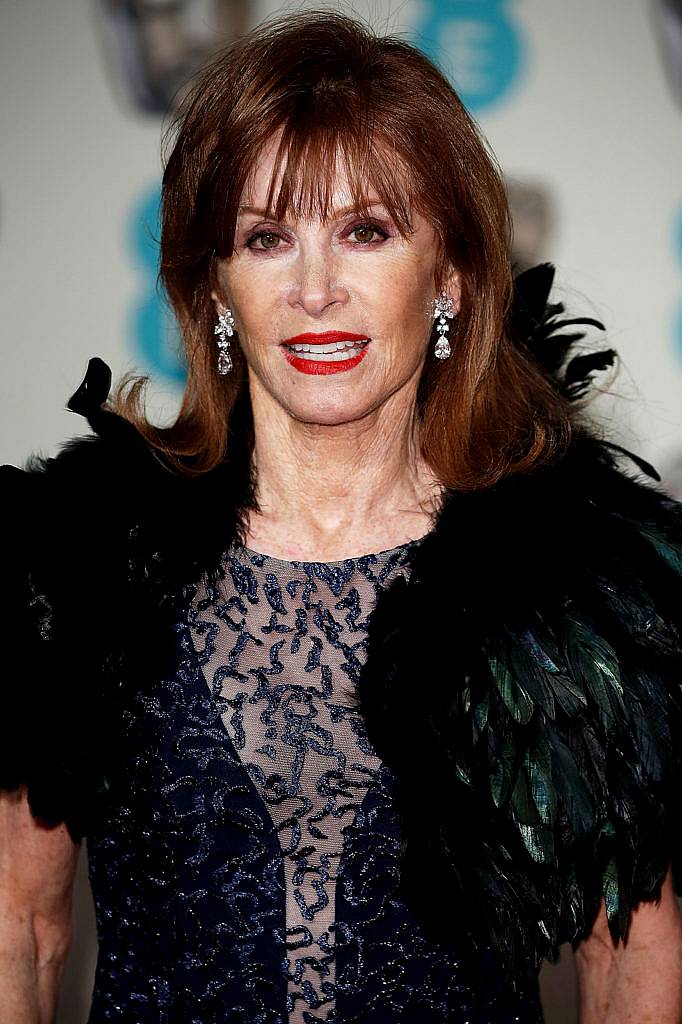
left=187, top=538, right=422, bottom=1024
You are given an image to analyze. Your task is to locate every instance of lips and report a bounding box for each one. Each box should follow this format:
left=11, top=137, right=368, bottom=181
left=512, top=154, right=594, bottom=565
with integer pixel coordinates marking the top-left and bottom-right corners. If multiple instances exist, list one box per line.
left=281, top=330, right=369, bottom=345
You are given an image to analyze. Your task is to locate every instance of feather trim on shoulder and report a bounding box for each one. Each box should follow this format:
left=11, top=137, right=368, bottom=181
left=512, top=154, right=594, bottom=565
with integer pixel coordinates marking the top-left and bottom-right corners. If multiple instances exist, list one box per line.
left=0, top=359, right=243, bottom=839
left=356, top=263, right=682, bottom=981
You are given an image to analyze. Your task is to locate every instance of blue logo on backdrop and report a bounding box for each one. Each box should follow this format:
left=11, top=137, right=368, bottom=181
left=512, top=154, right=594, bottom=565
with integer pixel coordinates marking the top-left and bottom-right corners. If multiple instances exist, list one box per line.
left=675, top=203, right=682, bottom=367
left=412, top=0, right=525, bottom=114
left=128, top=184, right=186, bottom=383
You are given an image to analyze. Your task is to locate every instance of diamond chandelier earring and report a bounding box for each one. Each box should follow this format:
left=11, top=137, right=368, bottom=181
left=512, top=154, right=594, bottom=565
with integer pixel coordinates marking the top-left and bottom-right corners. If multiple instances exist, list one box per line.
left=214, top=307, right=235, bottom=375
left=432, top=293, right=456, bottom=360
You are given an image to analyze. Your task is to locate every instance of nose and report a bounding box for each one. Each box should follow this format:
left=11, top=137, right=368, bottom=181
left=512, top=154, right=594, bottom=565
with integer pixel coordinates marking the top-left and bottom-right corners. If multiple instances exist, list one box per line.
left=287, top=248, right=350, bottom=317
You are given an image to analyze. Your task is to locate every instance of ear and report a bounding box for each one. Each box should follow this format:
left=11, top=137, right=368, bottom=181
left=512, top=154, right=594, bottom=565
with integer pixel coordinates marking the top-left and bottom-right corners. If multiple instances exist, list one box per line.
left=444, top=269, right=462, bottom=315
left=210, top=290, right=225, bottom=315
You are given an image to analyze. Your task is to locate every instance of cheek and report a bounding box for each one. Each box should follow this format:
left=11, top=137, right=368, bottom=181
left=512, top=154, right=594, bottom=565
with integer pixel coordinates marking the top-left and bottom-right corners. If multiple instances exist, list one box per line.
left=219, top=265, right=274, bottom=334
left=379, top=278, right=433, bottom=351
left=366, top=254, right=433, bottom=318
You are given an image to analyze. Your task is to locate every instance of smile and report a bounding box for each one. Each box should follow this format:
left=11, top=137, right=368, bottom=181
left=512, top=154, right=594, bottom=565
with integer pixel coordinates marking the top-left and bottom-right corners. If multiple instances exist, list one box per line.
left=281, top=340, right=370, bottom=375
left=280, top=331, right=371, bottom=375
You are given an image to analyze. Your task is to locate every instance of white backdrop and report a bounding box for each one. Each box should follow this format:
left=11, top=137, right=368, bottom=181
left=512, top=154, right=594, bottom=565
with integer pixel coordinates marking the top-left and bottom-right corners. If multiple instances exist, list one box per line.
left=1, top=1, right=681, bottom=1020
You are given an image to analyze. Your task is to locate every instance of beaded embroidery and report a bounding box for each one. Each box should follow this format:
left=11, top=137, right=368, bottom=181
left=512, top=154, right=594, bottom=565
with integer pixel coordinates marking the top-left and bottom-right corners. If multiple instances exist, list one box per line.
left=187, top=538, right=420, bottom=1022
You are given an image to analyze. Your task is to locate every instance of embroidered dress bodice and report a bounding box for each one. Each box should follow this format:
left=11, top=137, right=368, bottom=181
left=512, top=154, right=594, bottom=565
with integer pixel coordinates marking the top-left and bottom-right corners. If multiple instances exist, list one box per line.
left=84, top=535, right=545, bottom=1023
left=188, top=539, right=419, bottom=1023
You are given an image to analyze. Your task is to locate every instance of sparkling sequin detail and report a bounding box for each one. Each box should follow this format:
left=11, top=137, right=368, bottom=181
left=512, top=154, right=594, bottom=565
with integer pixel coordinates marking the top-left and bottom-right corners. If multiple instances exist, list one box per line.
left=191, top=541, right=420, bottom=1023
left=85, top=537, right=545, bottom=1023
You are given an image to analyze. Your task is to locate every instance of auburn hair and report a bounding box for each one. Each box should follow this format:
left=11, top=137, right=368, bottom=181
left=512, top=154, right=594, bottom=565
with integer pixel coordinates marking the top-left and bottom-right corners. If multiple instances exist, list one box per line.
left=111, top=7, right=585, bottom=490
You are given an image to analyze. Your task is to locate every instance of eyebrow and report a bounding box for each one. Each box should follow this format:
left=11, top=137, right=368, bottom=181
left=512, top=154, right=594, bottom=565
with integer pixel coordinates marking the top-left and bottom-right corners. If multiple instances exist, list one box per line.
left=237, top=201, right=386, bottom=218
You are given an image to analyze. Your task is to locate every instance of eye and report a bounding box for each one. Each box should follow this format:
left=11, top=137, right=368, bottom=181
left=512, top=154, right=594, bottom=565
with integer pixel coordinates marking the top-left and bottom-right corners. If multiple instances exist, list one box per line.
left=243, top=219, right=390, bottom=253
left=245, top=230, right=283, bottom=251
left=347, top=221, right=389, bottom=244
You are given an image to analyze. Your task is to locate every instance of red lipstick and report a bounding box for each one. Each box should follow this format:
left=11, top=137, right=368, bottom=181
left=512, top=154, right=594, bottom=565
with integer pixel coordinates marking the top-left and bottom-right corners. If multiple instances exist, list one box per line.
left=280, top=330, right=371, bottom=375
left=281, top=330, right=369, bottom=345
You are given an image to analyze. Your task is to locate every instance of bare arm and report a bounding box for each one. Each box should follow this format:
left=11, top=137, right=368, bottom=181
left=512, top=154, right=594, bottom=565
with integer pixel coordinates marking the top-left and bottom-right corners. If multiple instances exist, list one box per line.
left=573, top=864, right=682, bottom=1024
left=0, top=787, right=80, bottom=1024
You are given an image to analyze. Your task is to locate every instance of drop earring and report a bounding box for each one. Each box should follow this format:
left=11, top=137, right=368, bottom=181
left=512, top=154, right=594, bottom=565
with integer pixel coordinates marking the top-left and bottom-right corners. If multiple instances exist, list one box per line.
left=214, top=307, right=235, bottom=375
left=432, top=293, right=456, bottom=360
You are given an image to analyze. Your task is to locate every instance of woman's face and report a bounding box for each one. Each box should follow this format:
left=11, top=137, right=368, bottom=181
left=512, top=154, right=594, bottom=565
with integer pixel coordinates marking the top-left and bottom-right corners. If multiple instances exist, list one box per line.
left=212, top=136, right=461, bottom=427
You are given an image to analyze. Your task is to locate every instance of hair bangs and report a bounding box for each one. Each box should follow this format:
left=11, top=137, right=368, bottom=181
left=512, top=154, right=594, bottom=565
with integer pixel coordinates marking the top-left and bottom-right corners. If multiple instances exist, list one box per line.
left=243, top=113, right=418, bottom=240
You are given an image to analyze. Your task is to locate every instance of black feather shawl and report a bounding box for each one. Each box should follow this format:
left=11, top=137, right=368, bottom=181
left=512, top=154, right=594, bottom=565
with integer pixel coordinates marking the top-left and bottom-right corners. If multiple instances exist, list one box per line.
left=2, top=263, right=681, bottom=984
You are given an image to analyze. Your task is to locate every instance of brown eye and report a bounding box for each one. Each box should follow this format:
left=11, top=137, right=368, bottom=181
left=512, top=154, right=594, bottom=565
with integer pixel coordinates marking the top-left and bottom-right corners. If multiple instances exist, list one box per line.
left=348, top=222, right=389, bottom=244
left=246, top=230, right=283, bottom=250
left=352, top=225, right=378, bottom=243
left=259, top=232, right=280, bottom=249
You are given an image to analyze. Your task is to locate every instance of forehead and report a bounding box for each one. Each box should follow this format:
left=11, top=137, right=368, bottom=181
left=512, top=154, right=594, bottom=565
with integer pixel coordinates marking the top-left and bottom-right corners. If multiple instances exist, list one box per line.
left=238, top=129, right=411, bottom=224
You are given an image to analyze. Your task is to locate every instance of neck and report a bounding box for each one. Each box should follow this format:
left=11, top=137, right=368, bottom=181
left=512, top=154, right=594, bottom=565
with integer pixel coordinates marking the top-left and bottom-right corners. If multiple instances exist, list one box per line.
left=244, top=376, right=444, bottom=561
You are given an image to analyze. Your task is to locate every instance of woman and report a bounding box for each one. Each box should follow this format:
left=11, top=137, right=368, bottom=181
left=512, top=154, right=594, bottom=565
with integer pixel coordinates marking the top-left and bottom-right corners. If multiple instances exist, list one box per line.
left=1, top=9, right=681, bottom=1023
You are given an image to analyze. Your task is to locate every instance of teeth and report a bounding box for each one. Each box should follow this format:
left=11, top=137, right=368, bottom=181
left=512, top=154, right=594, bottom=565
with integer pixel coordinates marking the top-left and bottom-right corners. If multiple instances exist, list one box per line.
left=285, top=339, right=369, bottom=361
left=287, top=340, right=364, bottom=353
left=287, top=343, right=368, bottom=361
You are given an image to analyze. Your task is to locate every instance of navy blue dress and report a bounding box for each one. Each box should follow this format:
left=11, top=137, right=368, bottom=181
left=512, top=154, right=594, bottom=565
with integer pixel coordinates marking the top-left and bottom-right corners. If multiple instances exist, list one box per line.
left=85, top=536, right=545, bottom=1023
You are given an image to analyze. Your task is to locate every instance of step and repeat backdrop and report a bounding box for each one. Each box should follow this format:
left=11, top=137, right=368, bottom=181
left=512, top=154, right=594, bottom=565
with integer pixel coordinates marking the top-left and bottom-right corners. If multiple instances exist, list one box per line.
left=1, top=1, right=681, bottom=1021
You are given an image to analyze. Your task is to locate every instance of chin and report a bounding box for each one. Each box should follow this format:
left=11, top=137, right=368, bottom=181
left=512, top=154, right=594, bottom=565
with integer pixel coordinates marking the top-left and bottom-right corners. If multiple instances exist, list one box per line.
left=285, top=393, right=376, bottom=426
